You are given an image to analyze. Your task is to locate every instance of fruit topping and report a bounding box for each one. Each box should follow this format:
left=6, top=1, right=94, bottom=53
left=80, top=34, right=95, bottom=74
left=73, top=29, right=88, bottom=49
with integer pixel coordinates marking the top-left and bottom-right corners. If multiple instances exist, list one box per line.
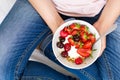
left=56, top=22, right=96, bottom=65
left=56, top=42, right=64, bottom=48
left=61, top=51, right=68, bottom=58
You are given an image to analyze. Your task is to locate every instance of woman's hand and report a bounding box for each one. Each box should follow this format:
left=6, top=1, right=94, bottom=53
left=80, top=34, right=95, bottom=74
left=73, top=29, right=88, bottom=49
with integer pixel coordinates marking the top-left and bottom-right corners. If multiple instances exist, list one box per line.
left=93, top=22, right=106, bottom=57
left=93, top=0, right=120, bottom=56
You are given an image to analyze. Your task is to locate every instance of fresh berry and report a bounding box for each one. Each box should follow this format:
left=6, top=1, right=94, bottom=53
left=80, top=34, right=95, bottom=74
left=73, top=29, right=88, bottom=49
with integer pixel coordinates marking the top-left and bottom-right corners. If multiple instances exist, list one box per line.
left=77, top=48, right=92, bottom=58
left=64, top=43, right=71, bottom=51
left=59, top=36, right=65, bottom=42
left=73, top=34, right=80, bottom=42
left=61, top=51, right=68, bottom=58
left=75, top=42, right=83, bottom=49
left=68, top=37, right=75, bottom=46
left=82, top=40, right=92, bottom=49
left=75, top=43, right=80, bottom=49
left=69, top=23, right=76, bottom=29
left=75, top=57, right=83, bottom=65
left=64, top=27, right=71, bottom=34
left=60, top=30, right=68, bottom=38
left=56, top=42, right=64, bottom=48
left=71, top=29, right=78, bottom=35
left=69, top=23, right=80, bottom=30
left=88, top=33, right=96, bottom=44
left=57, top=22, right=96, bottom=65
left=80, top=25, right=88, bottom=32
left=74, top=23, right=80, bottom=30
left=80, top=31, right=88, bottom=42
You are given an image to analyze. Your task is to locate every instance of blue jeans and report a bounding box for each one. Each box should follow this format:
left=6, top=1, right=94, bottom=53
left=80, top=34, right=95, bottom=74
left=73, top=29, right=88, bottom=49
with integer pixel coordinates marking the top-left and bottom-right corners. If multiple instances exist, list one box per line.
left=0, top=0, right=120, bottom=80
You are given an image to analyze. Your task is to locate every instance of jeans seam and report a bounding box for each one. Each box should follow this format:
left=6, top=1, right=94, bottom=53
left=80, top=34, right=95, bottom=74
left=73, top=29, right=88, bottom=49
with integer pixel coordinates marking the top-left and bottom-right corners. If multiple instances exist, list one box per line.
left=39, top=33, right=52, bottom=52
left=21, top=76, right=54, bottom=80
left=42, top=36, right=52, bottom=52
left=79, top=69, right=96, bottom=80
left=14, top=29, right=49, bottom=80
left=102, top=52, right=114, bottom=80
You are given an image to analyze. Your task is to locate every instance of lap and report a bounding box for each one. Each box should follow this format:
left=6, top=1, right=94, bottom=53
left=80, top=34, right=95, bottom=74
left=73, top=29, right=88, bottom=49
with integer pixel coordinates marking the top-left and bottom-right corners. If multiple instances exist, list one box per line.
left=21, top=61, right=74, bottom=80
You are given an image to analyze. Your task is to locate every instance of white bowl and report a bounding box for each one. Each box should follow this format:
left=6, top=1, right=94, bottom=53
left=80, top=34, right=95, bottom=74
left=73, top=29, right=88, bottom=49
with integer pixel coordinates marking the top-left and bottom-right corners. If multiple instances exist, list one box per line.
left=52, top=20, right=101, bottom=69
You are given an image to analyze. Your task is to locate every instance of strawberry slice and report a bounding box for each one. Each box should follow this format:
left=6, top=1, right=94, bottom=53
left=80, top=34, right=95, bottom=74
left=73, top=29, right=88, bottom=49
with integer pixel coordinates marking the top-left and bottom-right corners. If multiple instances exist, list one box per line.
left=80, top=25, right=88, bottom=32
left=75, top=57, right=83, bottom=65
left=74, top=23, right=81, bottom=30
left=60, top=30, right=68, bottom=38
left=82, top=40, right=92, bottom=49
left=75, top=41, right=83, bottom=49
left=71, top=29, right=79, bottom=35
left=63, top=27, right=71, bottom=34
left=69, top=23, right=76, bottom=29
left=77, top=48, right=92, bottom=58
left=88, top=33, right=96, bottom=44
left=69, top=23, right=80, bottom=30
left=80, top=31, right=88, bottom=42
left=68, top=37, right=75, bottom=46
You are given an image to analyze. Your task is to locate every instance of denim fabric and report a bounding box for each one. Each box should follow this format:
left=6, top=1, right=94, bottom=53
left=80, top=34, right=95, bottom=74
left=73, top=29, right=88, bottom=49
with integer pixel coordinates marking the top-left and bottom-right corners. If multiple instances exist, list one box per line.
left=96, top=17, right=120, bottom=80
left=0, top=0, right=120, bottom=80
left=21, top=61, right=75, bottom=80
left=0, top=0, right=76, bottom=80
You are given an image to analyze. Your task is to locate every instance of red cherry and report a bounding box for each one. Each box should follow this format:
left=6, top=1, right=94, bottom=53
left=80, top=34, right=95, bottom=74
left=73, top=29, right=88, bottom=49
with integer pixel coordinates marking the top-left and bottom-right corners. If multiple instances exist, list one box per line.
left=61, top=51, right=68, bottom=58
left=64, top=43, right=71, bottom=51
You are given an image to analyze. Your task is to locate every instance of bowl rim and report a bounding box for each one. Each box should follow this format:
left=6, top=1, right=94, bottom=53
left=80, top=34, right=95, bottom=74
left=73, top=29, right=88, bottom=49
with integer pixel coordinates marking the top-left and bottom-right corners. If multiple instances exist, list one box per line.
left=52, top=20, right=101, bottom=69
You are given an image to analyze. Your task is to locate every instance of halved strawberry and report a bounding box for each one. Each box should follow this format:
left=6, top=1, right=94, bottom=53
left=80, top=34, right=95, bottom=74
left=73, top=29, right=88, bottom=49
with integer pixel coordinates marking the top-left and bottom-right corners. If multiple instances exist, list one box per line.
left=80, top=31, right=88, bottom=42
left=75, top=41, right=83, bottom=49
left=60, top=30, right=68, bottom=38
left=68, top=37, right=75, bottom=46
left=82, top=40, right=92, bottom=49
left=75, top=43, right=80, bottom=49
left=63, top=27, right=71, bottom=34
left=71, top=29, right=79, bottom=35
left=77, top=48, right=92, bottom=58
left=88, top=33, right=96, bottom=44
left=80, top=25, right=88, bottom=32
left=69, top=23, right=76, bottom=29
left=75, top=57, right=83, bottom=65
left=74, top=23, right=81, bottom=30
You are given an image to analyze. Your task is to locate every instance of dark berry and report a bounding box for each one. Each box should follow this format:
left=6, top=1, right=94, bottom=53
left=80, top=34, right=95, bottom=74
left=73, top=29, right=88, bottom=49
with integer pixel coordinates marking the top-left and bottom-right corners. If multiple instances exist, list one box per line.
left=59, top=36, right=65, bottom=42
left=64, top=43, right=71, bottom=51
left=73, top=34, right=80, bottom=42
left=56, top=42, right=64, bottom=48
left=61, top=51, right=68, bottom=58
